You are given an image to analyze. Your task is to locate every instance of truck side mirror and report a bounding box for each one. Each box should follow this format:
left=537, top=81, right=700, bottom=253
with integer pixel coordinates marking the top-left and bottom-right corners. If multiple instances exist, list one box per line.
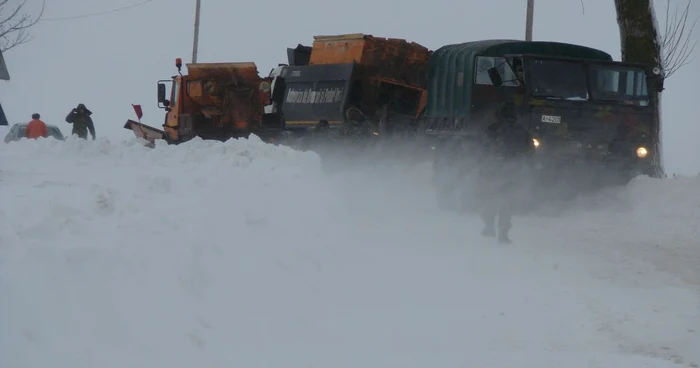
left=655, top=75, right=665, bottom=92
left=157, top=83, right=167, bottom=103
left=487, top=67, right=503, bottom=87
left=271, top=76, right=286, bottom=105
left=651, top=67, right=665, bottom=92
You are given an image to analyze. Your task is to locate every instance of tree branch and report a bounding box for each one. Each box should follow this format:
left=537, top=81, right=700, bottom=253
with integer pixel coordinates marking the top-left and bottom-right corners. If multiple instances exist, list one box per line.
left=659, top=0, right=697, bottom=78
left=0, top=0, right=45, bottom=53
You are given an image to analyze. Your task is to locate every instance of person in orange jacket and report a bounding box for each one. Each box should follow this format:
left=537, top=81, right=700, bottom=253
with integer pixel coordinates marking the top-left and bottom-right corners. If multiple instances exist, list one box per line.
left=26, top=113, right=48, bottom=139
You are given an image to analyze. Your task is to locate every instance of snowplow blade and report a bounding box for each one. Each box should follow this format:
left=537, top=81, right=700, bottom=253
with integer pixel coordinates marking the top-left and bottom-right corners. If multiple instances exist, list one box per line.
left=123, top=119, right=165, bottom=142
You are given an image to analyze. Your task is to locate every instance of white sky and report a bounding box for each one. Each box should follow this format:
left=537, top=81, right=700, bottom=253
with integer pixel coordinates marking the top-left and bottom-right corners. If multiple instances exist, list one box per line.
left=0, top=0, right=698, bottom=175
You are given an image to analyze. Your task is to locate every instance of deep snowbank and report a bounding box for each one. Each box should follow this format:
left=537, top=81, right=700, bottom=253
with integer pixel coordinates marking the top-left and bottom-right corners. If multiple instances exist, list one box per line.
left=506, top=173, right=700, bottom=285
left=1, top=136, right=698, bottom=368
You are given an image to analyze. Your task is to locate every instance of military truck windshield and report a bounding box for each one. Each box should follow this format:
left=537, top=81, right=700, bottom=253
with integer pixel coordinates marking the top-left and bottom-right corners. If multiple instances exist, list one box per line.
left=588, top=64, right=649, bottom=106
left=528, top=59, right=589, bottom=100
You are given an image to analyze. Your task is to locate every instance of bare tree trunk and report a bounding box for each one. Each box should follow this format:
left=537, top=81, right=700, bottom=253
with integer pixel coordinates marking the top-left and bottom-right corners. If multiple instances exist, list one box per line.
left=614, top=0, right=665, bottom=178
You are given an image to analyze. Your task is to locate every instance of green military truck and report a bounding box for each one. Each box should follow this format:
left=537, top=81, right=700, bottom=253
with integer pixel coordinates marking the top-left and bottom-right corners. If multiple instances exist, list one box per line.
left=424, top=39, right=663, bottom=209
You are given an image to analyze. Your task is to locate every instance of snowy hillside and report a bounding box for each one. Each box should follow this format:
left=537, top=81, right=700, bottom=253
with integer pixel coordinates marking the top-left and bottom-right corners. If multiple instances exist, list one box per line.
left=1, top=136, right=698, bottom=368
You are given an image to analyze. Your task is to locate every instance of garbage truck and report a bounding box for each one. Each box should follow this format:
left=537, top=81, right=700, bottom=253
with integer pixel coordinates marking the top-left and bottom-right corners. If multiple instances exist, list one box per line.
left=274, top=33, right=432, bottom=141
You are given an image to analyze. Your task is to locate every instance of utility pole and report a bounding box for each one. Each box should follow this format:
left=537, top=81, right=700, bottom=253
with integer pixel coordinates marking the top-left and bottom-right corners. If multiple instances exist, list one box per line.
left=525, top=0, right=534, bottom=41
left=192, top=0, right=201, bottom=63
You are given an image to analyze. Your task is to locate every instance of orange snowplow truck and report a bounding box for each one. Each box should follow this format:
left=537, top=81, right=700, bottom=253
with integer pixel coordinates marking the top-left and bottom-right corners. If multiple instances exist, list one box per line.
left=124, top=58, right=281, bottom=144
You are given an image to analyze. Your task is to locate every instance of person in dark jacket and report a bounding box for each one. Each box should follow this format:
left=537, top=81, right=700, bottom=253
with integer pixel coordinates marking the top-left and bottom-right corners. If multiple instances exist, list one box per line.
left=65, top=103, right=95, bottom=140
left=477, top=101, right=535, bottom=244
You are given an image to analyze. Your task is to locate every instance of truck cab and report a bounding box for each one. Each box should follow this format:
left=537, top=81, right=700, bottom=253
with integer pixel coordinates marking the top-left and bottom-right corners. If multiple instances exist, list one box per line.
left=425, top=40, right=663, bottom=208
left=489, top=54, right=657, bottom=175
left=264, top=65, right=288, bottom=116
left=125, top=58, right=284, bottom=145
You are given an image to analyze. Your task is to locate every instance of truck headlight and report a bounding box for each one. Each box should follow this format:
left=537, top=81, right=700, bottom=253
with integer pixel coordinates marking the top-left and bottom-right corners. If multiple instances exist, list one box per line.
left=532, top=138, right=540, bottom=148
left=636, top=146, right=648, bottom=158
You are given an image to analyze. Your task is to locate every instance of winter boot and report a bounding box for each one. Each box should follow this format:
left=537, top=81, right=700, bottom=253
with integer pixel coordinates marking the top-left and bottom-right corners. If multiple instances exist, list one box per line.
left=497, top=228, right=512, bottom=244
left=481, top=210, right=496, bottom=237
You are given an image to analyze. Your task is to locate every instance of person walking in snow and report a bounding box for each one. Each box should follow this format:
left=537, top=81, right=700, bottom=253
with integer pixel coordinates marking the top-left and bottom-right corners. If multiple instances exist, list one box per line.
left=25, top=113, right=48, bottom=139
left=477, top=101, right=535, bottom=244
left=65, top=103, right=96, bottom=140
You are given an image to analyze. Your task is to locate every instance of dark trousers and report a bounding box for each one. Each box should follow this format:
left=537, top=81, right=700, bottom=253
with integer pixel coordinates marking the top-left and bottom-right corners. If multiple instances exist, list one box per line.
left=481, top=196, right=512, bottom=233
left=72, top=128, right=88, bottom=139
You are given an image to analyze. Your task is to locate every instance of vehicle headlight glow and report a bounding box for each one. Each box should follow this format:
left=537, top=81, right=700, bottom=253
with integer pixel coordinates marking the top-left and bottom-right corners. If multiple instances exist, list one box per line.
left=532, top=138, right=540, bottom=148
left=636, top=146, right=648, bottom=158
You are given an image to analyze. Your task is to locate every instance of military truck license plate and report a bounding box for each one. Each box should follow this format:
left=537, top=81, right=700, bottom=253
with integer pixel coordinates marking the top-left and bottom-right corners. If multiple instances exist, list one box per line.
left=541, top=115, right=561, bottom=124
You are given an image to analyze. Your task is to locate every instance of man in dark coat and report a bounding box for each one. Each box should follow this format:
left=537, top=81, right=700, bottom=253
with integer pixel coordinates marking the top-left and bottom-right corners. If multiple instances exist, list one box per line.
left=65, top=103, right=95, bottom=140
left=477, top=101, right=535, bottom=244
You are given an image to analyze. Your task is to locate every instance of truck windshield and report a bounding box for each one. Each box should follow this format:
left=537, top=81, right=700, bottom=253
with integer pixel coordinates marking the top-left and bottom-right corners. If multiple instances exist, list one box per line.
left=588, top=64, right=649, bottom=106
left=171, top=80, right=180, bottom=107
left=528, top=59, right=589, bottom=101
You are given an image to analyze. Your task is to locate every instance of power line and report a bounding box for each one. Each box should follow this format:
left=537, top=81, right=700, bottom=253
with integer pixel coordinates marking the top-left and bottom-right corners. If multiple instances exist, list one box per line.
left=40, top=0, right=155, bottom=21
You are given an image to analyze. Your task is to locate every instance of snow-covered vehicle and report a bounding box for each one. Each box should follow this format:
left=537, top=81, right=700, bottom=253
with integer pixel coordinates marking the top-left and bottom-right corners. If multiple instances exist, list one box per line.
left=3, top=122, right=65, bottom=143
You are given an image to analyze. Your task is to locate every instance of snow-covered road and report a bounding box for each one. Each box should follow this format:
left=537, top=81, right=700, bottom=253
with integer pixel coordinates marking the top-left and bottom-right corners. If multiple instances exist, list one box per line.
left=1, top=136, right=698, bottom=368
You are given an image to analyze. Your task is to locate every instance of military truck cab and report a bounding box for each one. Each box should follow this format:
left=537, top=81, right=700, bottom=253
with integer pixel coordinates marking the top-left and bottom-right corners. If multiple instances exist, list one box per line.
left=493, top=54, right=656, bottom=175
left=425, top=39, right=663, bottom=208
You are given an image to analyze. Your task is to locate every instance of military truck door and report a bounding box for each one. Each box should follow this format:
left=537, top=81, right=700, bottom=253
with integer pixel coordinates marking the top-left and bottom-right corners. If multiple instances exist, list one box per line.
left=472, top=56, right=523, bottom=130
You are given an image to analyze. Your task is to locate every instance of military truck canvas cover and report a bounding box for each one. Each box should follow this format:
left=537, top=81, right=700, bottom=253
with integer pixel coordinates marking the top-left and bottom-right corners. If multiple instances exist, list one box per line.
left=425, top=39, right=614, bottom=120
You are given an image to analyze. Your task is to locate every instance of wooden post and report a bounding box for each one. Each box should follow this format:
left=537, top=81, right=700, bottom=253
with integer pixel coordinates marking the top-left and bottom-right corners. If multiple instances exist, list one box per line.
left=525, top=0, right=534, bottom=41
left=192, top=0, right=201, bottom=63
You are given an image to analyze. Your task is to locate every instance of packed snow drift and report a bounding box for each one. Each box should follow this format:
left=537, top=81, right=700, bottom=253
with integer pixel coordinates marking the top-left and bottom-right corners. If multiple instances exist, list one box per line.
left=0, top=135, right=698, bottom=368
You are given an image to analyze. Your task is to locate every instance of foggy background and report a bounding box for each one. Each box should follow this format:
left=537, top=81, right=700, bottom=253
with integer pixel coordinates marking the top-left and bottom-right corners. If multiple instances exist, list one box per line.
left=0, top=0, right=697, bottom=175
